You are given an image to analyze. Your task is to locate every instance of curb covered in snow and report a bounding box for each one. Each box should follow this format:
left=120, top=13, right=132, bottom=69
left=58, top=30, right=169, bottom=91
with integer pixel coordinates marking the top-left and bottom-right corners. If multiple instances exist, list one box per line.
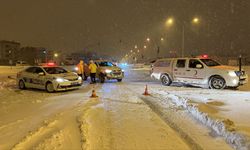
left=167, top=94, right=250, bottom=150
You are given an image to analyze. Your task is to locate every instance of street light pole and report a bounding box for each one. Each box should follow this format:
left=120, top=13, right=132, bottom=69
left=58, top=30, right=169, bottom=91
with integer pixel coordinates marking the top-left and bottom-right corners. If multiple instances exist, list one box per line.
left=166, top=17, right=199, bottom=58
left=181, top=23, right=185, bottom=57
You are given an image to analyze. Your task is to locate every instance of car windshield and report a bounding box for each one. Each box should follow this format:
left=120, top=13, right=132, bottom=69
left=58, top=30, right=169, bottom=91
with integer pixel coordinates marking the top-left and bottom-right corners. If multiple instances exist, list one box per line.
left=97, top=62, right=114, bottom=67
left=43, top=67, right=68, bottom=74
left=200, top=59, right=221, bottom=67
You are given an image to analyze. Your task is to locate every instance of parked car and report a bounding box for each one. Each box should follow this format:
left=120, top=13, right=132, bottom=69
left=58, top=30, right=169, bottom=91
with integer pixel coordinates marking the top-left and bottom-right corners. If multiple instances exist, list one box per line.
left=17, top=66, right=82, bottom=92
left=151, top=57, right=248, bottom=89
left=16, top=61, right=29, bottom=66
left=94, top=60, right=124, bottom=83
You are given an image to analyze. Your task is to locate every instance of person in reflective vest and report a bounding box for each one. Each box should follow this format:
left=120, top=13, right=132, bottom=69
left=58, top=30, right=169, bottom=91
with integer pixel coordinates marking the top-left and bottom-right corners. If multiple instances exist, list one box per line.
left=77, top=60, right=84, bottom=80
left=88, top=60, right=97, bottom=84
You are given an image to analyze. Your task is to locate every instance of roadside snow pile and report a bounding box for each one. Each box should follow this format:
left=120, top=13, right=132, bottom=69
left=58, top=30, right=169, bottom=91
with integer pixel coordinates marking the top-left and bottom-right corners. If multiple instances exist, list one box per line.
left=0, top=77, right=16, bottom=90
left=156, top=91, right=250, bottom=150
left=0, top=66, right=22, bottom=90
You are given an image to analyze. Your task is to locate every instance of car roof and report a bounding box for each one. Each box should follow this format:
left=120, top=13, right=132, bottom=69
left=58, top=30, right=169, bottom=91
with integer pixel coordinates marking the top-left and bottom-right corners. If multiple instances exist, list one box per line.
left=28, top=66, right=61, bottom=68
left=156, top=57, right=210, bottom=61
left=94, top=60, right=111, bottom=62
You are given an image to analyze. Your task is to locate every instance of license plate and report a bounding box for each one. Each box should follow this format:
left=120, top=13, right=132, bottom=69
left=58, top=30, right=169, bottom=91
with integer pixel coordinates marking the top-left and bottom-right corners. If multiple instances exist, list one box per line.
left=71, top=82, right=78, bottom=85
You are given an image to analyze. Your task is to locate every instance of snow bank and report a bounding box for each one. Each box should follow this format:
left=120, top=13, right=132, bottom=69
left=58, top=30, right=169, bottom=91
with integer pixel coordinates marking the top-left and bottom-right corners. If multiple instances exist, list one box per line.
left=0, top=76, right=16, bottom=90
left=157, top=92, right=250, bottom=150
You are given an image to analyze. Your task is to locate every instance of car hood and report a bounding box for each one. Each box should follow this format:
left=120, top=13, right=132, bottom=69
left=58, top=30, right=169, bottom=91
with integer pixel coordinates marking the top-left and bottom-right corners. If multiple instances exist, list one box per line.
left=99, top=66, right=122, bottom=71
left=210, top=65, right=239, bottom=71
left=51, top=72, right=79, bottom=80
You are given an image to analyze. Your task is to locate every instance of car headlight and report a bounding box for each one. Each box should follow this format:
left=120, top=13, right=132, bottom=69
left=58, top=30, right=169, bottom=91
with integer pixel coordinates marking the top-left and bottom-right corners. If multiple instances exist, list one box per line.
left=228, top=71, right=237, bottom=77
left=105, top=69, right=112, bottom=73
left=78, top=76, right=82, bottom=80
left=74, top=67, right=79, bottom=71
left=122, top=69, right=125, bottom=72
left=56, top=78, right=68, bottom=82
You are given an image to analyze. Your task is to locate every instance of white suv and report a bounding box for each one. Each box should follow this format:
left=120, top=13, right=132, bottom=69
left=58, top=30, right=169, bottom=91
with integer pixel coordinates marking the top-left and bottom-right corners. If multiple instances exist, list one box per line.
left=151, top=58, right=248, bottom=89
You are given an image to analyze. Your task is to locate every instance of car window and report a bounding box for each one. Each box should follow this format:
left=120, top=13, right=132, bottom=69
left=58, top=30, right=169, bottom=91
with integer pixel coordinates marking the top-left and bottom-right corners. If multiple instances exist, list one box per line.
left=154, top=60, right=171, bottom=67
left=26, top=67, right=36, bottom=73
left=189, top=59, right=203, bottom=68
left=34, top=67, right=44, bottom=74
left=200, top=59, right=221, bottom=67
left=43, top=67, right=68, bottom=74
left=97, top=62, right=114, bottom=67
left=176, top=59, right=186, bottom=68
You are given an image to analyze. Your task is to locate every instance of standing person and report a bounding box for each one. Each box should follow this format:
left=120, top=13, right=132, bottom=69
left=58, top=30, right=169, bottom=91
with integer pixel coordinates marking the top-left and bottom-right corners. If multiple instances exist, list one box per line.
left=88, top=60, right=97, bottom=84
left=77, top=60, right=84, bottom=80
left=83, top=63, right=89, bottom=81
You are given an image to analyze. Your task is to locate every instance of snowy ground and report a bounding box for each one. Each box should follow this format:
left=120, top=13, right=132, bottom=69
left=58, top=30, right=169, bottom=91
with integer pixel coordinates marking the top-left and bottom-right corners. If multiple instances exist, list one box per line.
left=0, top=65, right=249, bottom=149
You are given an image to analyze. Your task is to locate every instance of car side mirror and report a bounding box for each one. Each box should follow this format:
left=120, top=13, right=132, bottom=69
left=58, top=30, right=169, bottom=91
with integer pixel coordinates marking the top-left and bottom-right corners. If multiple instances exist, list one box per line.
left=196, top=64, right=203, bottom=69
left=38, top=72, right=45, bottom=76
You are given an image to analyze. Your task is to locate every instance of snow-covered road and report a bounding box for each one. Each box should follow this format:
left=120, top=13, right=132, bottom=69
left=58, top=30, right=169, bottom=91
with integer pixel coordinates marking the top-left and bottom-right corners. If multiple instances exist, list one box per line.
left=1, top=65, right=249, bottom=149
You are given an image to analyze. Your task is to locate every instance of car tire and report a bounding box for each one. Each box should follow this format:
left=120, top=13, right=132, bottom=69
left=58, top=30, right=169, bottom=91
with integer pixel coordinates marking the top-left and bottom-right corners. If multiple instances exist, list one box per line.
left=117, top=79, right=122, bottom=82
left=19, top=80, right=26, bottom=89
left=161, top=74, right=172, bottom=86
left=209, top=76, right=226, bottom=89
left=46, top=82, right=55, bottom=93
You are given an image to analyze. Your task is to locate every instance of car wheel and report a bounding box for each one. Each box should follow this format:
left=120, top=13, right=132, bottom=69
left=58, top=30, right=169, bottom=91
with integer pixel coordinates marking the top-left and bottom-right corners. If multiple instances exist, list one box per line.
left=209, top=76, right=226, bottom=89
left=117, top=79, right=122, bottom=82
left=46, top=82, right=55, bottom=93
left=99, top=74, right=105, bottom=83
left=19, top=80, right=26, bottom=89
left=161, top=74, right=172, bottom=86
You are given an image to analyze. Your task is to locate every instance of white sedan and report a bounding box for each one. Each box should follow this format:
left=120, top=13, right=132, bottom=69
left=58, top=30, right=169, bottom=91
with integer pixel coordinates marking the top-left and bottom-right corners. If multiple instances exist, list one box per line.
left=17, top=66, right=82, bottom=92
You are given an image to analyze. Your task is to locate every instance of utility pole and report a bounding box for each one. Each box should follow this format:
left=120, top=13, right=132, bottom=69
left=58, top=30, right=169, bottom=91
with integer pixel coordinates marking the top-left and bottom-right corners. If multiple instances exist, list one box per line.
left=181, top=23, right=185, bottom=57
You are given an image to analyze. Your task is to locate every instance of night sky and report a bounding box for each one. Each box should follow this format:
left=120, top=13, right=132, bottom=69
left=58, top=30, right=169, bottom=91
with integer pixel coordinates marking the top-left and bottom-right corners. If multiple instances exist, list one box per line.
left=0, top=0, right=249, bottom=59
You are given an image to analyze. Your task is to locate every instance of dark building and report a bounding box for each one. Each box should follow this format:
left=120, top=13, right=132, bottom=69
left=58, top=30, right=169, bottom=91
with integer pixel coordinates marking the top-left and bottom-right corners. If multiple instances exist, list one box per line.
left=0, top=40, right=21, bottom=65
left=19, top=47, right=50, bottom=65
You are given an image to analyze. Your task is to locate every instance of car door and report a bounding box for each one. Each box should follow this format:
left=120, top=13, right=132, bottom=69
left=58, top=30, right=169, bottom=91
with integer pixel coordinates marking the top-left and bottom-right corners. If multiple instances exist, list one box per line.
left=185, top=59, right=207, bottom=84
left=153, top=59, right=172, bottom=80
left=22, top=67, right=36, bottom=88
left=152, top=60, right=164, bottom=79
left=173, top=59, right=188, bottom=83
left=32, top=67, right=46, bottom=89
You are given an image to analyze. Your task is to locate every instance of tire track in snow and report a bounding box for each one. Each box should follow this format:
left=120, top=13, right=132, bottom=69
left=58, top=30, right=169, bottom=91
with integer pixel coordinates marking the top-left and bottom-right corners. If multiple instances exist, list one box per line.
left=124, top=85, right=203, bottom=150
left=94, top=82, right=190, bottom=150
left=11, top=119, right=59, bottom=150
left=139, top=95, right=203, bottom=150
left=8, top=84, right=102, bottom=150
left=77, top=98, right=101, bottom=150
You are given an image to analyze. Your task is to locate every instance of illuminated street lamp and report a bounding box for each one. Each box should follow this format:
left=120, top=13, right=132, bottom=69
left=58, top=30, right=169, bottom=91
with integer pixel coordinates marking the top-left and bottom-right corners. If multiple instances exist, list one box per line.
left=146, top=38, right=150, bottom=42
left=192, top=17, right=199, bottom=24
left=54, top=53, right=58, bottom=58
left=166, top=18, right=173, bottom=26
left=160, top=37, right=164, bottom=41
left=135, top=45, right=138, bottom=49
left=143, top=45, right=147, bottom=49
left=130, top=50, right=133, bottom=53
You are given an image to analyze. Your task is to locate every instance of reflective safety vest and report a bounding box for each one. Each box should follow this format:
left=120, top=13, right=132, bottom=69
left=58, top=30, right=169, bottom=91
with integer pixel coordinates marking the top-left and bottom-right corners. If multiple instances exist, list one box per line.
left=77, top=63, right=84, bottom=74
left=89, top=63, right=97, bottom=73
